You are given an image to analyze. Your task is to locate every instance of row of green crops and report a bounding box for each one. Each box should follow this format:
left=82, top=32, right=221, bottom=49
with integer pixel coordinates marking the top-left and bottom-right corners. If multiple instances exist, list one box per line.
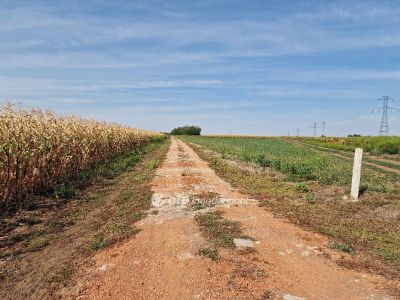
left=181, top=136, right=400, bottom=193
left=297, top=136, right=400, bottom=155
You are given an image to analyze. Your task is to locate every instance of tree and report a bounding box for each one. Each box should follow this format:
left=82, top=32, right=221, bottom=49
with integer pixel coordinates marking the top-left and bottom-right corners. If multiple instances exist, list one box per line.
left=171, top=126, right=201, bottom=135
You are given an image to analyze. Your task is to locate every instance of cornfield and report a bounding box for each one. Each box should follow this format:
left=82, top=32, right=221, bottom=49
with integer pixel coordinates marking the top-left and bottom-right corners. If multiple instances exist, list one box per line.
left=0, top=103, right=160, bottom=210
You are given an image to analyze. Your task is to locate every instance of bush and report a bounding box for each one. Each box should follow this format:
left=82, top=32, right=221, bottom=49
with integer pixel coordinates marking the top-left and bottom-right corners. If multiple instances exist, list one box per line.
left=171, top=126, right=201, bottom=135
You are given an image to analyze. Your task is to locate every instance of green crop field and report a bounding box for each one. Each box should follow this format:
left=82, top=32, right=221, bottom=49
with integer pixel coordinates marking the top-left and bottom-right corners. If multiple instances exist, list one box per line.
left=182, top=136, right=400, bottom=194
left=297, top=136, right=400, bottom=155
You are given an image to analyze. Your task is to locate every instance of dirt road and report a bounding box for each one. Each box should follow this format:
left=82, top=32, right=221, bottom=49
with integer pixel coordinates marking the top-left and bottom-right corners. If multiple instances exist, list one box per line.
left=78, top=138, right=393, bottom=299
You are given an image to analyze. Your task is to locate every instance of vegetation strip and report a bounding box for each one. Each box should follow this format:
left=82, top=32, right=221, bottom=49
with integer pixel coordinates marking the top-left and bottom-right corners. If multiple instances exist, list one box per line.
left=293, top=140, right=400, bottom=173
left=89, top=141, right=169, bottom=250
left=0, top=138, right=170, bottom=299
left=181, top=136, right=400, bottom=194
left=296, top=136, right=400, bottom=155
left=186, top=139, right=400, bottom=285
left=195, top=210, right=246, bottom=260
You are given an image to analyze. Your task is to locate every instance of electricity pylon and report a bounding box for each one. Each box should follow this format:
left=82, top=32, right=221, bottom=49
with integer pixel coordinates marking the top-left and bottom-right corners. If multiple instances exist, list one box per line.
left=373, top=96, right=399, bottom=135
left=310, top=122, right=319, bottom=137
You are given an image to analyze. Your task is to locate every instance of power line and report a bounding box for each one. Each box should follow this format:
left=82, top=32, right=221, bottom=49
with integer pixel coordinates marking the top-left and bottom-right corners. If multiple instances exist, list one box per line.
left=373, top=96, right=399, bottom=135
left=310, top=122, right=319, bottom=137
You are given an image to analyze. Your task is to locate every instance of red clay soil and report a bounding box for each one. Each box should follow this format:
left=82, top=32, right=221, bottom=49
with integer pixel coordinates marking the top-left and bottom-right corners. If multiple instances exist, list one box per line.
left=75, top=138, right=395, bottom=299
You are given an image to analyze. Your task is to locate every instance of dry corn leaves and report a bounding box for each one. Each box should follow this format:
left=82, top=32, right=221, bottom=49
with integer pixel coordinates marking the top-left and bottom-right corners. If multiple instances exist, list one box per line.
left=0, top=103, right=160, bottom=210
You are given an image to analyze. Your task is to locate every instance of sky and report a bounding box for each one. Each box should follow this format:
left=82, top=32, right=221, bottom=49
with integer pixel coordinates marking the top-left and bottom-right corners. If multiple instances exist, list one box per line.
left=1, top=0, right=400, bottom=136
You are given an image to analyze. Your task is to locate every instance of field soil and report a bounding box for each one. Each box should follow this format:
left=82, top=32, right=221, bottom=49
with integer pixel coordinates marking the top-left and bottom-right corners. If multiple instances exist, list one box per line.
left=76, top=138, right=394, bottom=299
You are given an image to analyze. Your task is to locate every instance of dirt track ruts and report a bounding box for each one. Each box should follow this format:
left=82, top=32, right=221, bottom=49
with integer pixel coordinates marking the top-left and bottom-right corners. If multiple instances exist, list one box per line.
left=292, top=140, right=400, bottom=175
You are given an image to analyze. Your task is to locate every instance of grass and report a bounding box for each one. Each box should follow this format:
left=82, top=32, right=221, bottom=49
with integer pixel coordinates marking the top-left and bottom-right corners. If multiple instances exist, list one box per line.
left=208, top=157, right=295, bottom=198
left=89, top=139, right=170, bottom=251
left=54, top=183, right=78, bottom=199
left=0, top=229, right=45, bottom=251
left=26, top=236, right=50, bottom=251
left=197, top=247, right=220, bottom=261
left=305, top=192, right=315, bottom=203
left=89, top=234, right=111, bottom=251
left=188, top=139, right=400, bottom=280
left=146, top=159, right=161, bottom=170
left=195, top=211, right=242, bottom=249
left=296, top=182, right=310, bottom=192
left=195, top=210, right=252, bottom=260
left=192, top=202, right=207, bottom=210
left=331, top=241, right=355, bottom=254
left=189, top=191, right=220, bottom=210
left=50, top=265, right=73, bottom=284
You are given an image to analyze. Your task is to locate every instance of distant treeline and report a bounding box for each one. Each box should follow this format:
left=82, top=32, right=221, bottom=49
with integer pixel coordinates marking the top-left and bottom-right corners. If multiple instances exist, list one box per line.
left=171, top=126, right=201, bottom=135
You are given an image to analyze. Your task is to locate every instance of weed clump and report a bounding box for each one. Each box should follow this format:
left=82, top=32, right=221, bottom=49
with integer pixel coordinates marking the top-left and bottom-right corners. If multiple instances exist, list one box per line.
left=27, top=236, right=49, bottom=251
left=305, top=192, right=315, bottom=203
left=296, top=182, right=309, bottom=192
left=331, top=241, right=354, bottom=254
left=198, top=247, right=220, bottom=261
left=195, top=210, right=251, bottom=260
left=195, top=211, right=242, bottom=248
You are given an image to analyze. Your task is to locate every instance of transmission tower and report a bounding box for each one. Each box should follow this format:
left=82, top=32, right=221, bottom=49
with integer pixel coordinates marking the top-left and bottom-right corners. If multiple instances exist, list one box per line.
left=322, top=121, right=326, bottom=136
left=310, top=122, right=319, bottom=137
left=296, top=128, right=300, bottom=137
left=373, top=96, right=399, bottom=135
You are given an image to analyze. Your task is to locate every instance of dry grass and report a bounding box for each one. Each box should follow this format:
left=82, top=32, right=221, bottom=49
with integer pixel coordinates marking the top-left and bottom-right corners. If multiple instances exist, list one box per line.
left=0, top=103, right=161, bottom=211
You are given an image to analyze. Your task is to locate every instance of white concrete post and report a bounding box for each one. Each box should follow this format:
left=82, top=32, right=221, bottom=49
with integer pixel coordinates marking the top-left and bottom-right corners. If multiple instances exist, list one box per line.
left=351, top=148, right=363, bottom=200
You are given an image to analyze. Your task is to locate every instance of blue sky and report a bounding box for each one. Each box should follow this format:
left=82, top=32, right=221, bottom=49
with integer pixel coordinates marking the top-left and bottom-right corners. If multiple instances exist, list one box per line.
left=1, top=0, right=400, bottom=136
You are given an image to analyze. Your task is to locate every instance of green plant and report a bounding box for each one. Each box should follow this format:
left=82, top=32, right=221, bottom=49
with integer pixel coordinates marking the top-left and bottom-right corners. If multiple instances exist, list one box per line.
left=192, top=202, right=207, bottom=210
left=54, top=183, right=77, bottom=199
left=198, top=247, right=220, bottom=261
left=195, top=211, right=243, bottom=248
left=296, top=182, right=309, bottom=192
left=89, top=235, right=110, bottom=250
left=331, top=241, right=354, bottom=253
left=146, top=159, right=160, bottom=170
left=305, top=192, right=315, bottom=203
left=26, top=236, right=49, bottom=251
left=301, top=136, right=400, bottom=155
